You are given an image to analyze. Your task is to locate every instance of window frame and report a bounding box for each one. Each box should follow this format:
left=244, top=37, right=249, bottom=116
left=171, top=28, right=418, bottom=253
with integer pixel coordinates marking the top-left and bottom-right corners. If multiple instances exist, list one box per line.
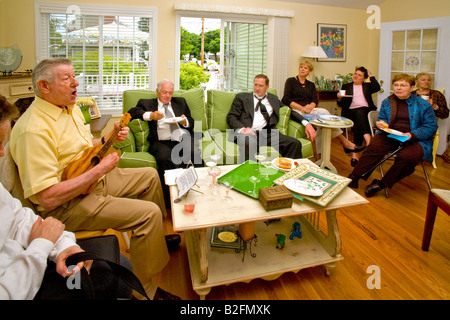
left=34, top=1, right=158, bottom=116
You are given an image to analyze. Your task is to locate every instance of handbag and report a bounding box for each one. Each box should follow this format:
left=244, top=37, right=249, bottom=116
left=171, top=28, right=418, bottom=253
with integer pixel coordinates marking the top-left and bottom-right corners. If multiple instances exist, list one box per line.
left=34, top=235, right=149, bottom=300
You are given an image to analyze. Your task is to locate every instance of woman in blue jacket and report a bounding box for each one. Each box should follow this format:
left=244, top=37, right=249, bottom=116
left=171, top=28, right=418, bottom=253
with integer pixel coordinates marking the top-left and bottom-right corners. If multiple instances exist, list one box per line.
left=348, top=73, right=437, bottom=198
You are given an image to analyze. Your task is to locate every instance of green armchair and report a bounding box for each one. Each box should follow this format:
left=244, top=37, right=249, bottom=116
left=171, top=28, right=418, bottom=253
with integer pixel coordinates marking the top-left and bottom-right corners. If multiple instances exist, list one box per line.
left=114, top=87, right=313, bottom=168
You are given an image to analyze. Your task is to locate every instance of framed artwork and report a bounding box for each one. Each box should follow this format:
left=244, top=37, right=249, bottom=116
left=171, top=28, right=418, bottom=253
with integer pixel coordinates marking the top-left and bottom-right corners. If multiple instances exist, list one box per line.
left=89, top=99, right=101, bottom=120
left=317, top=23, right=347, bottom=62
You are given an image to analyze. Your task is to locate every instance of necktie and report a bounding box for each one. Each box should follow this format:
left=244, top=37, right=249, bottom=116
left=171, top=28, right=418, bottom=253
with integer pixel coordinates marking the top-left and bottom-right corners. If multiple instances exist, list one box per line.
left=255, top=95, right=270, bottom=127
left=163, top=104, right=178, bottom=133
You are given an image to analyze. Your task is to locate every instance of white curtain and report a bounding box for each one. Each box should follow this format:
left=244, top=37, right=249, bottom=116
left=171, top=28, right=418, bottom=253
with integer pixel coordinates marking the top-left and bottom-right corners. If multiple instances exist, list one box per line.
left=267, top=17, right=291, bottom=98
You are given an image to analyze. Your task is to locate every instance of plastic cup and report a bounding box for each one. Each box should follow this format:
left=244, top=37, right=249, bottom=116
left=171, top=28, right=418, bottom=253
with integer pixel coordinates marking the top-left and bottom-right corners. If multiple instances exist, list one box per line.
left=339, top=90, right=346, bottom=96
left=184, top=201, right=196, bottom=214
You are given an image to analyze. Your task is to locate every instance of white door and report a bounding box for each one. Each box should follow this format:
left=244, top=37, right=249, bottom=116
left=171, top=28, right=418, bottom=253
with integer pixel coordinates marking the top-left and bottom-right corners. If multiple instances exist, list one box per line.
left=378, top=17, right=450, bottom=154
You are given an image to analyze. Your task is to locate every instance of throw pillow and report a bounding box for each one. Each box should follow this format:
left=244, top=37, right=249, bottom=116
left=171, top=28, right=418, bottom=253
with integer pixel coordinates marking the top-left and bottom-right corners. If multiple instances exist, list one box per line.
left=127, top=119, right=150, bottom=152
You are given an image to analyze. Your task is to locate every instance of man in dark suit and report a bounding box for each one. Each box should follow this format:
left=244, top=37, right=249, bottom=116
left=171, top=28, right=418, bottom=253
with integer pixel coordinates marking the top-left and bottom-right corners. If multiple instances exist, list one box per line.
left=227, top=74, right=316, bottom=163
left=128, top=79, right=202, bottom=207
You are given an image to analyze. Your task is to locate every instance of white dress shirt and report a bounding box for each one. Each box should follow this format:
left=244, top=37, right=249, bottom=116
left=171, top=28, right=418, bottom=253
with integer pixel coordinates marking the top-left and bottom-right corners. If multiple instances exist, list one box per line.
left=0, top=183, right=78, bottom=300
left=143, top=100, right=189, bottom=141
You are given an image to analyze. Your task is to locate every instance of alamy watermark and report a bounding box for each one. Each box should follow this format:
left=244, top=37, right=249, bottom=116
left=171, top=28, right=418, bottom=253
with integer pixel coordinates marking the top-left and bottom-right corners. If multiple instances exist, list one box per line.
left=366, top=265, right=381, bottom=289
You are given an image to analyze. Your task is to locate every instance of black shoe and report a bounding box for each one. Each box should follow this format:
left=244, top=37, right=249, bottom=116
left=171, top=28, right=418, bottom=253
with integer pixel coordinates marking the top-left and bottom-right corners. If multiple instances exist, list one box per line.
left=348, top=174, right=359, bottom=189
left=350, top=158, right=358, bottom=167
left=344, top=145, right=366, bottom=154
left=165, top=234, right=181, bottom=252
left=365, top=179, right=383, bottom=198
left=153, top=287, right=181, bottom=300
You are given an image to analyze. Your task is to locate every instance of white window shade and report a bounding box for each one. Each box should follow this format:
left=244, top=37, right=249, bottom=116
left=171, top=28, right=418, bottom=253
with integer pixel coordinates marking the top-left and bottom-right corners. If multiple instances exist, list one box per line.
left=35, top=2, right=157, bottom=115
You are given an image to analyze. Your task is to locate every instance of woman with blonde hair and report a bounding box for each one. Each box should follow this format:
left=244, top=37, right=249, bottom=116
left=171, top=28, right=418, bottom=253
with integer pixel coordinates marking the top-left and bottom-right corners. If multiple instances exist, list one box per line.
left=282, top=60, right=361, bottom=159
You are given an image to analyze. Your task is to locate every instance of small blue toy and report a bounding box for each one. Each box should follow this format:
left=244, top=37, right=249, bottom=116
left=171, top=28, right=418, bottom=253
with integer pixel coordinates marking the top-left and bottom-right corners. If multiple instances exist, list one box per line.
left=289, top=222, right=302, bottom=240
left=275, top=234, right=286, bottom=249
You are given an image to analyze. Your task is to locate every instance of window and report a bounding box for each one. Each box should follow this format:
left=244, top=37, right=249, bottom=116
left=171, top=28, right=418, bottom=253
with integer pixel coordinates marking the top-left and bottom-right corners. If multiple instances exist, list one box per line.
left=175, top=4, right=293, bottom=95
left=36, top=2, right=157, bottom=115
left=390, top=28, right=438, bottom=91
left=224, top=22, right=267, bottom=91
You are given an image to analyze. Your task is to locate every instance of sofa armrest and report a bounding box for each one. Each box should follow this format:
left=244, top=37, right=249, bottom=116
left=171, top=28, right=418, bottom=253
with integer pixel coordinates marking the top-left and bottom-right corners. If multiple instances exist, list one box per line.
left=287, top=119, right=307, bottom=139
left=114, top=131, right=136, bottom=153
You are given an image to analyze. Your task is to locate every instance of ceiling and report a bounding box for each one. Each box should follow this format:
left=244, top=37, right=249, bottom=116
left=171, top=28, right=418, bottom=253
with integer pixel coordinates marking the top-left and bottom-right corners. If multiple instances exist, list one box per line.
left=269, top=0, right=387, bottom=10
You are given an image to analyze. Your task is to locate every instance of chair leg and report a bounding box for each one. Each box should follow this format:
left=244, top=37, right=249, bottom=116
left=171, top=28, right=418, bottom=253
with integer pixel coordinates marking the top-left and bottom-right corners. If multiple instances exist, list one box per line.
left=422, top=191, right=438, bottom=251
left=379, top=164, right=389, bottom=198
left=422, top=161, right=432, bottom=190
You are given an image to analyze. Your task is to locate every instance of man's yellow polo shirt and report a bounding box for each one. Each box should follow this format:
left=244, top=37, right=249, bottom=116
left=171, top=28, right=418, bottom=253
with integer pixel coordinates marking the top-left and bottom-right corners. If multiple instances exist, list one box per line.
left=10, top=96, right=93, bottom=205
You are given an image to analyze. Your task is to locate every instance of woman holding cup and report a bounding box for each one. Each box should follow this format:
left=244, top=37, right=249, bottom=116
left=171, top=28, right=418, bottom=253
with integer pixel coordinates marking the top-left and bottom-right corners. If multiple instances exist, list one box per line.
left=412, top=72, right=449, bottom=119
left=337, top=66, right=381, bottom=166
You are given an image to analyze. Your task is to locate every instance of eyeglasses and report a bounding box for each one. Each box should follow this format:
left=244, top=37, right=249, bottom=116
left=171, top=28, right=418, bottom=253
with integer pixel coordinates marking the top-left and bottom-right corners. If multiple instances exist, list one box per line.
left=393, top=83, right=411, bottom=88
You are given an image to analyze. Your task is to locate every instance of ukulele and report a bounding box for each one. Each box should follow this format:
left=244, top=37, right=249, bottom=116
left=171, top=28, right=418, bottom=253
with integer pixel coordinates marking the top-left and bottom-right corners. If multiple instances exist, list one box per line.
left=62, top=112, right=131, bottom=194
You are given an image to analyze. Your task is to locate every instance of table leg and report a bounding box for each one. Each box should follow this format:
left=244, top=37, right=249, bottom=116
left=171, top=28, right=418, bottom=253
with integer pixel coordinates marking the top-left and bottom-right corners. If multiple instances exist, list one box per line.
left=301, top=210, right=342, bottom=257
left=190, top=228, right=209, bottom=282
left=316, top=127, right=337, bottom=173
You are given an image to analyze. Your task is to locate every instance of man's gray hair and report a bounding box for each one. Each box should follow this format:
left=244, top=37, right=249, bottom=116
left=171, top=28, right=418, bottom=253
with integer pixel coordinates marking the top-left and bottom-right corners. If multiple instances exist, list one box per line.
left=32, top=58, right=73, bottom=97
left=157, top=79, right=174, bottom=91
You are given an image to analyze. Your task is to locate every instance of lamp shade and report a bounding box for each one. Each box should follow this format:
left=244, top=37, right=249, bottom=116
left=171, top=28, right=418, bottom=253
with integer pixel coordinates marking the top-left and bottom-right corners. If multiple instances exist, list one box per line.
left=301, top=45, right=328, bottom=59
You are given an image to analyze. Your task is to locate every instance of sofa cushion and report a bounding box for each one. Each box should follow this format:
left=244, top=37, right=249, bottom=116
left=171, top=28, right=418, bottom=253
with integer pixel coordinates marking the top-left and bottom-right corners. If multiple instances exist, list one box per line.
left=118, top=151, right=157, bottom=169
left=123, top=88, right=207, bottom=131
left=276, top=106, right=290, bottom=136
left=207, top=88, right=287, bottom=133
left=128, top=119, right=150, bottom=152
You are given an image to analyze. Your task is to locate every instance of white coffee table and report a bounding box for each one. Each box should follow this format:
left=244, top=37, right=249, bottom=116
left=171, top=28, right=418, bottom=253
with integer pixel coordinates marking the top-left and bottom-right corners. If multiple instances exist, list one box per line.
left=168, top=160, right=367, bottom=299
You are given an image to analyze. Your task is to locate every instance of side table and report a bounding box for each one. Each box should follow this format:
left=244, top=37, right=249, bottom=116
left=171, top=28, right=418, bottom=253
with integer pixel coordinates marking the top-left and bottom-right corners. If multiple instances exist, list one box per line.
left=309, top=117, right=353, bottom=173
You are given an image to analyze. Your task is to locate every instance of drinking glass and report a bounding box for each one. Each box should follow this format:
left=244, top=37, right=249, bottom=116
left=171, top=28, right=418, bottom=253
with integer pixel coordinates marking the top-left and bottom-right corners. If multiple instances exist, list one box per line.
left=208, top=166, right=222, bottom=195
left=222, top=177, right=236, bottom=202
left=205, top=154, right=220, bottom=168
left=249, top=176, right=260, bottom=197
left=254, top=153, right=266, bottom=173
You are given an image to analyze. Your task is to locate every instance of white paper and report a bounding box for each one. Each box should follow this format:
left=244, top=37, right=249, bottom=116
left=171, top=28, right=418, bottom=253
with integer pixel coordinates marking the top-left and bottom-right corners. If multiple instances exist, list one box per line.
left=175, top=166, right=198, bottom=198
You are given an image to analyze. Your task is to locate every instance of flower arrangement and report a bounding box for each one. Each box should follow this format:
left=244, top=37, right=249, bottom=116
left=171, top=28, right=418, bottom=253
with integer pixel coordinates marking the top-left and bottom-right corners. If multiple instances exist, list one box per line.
left=76, top=97, right=96, bottom=124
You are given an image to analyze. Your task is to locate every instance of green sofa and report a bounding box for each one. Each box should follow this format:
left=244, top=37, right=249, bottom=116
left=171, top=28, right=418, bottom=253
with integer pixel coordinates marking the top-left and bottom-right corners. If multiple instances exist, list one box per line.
left=114, top=87, right=313, bottom=168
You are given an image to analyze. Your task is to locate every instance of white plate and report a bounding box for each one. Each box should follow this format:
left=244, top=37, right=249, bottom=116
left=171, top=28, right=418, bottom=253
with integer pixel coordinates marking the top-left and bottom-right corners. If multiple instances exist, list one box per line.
left=319, top=114, right=341, bottom=121
left=163, top=117, right=184, bottom=124
left=382, top=128, right=404, bottom=136
left=271, top=157, right=295, bottom=171
left=283, top=179, right=323, bottom=197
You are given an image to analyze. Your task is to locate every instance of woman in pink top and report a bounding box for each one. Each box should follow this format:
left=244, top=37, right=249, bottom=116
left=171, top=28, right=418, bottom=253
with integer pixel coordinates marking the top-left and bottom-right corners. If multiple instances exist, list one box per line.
left=337, top=66, right=380, bottom=166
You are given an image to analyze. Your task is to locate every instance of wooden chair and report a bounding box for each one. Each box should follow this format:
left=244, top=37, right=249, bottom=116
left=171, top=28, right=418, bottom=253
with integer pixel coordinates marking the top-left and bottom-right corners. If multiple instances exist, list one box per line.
left=422, top=189, right=450, bottom=251
left=367, top=111, right=435, bottom=197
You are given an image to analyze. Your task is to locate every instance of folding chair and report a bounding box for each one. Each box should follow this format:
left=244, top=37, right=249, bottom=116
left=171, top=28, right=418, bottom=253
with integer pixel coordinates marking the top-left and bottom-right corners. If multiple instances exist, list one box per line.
left=366, top=111, right=433, bottom=198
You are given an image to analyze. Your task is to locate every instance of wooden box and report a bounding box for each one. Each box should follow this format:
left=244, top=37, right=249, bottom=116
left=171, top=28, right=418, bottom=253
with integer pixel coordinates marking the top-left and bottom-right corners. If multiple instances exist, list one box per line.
left=258, top=185, right=293, bottom=211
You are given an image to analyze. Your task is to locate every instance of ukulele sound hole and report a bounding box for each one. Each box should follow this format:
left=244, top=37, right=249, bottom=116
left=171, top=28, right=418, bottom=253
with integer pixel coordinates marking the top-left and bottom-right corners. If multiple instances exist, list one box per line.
left=91, top=156, right=100, bottom=166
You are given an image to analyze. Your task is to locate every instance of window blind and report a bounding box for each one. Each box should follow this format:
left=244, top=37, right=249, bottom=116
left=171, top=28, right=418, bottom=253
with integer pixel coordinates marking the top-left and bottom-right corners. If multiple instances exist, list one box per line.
left=36, top=2, right=156, bottom=114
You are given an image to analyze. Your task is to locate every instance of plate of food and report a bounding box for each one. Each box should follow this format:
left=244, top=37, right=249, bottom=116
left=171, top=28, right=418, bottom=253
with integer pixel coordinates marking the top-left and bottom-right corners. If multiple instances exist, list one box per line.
left=163, top=117, right=184, bottom=124
left=272, top=157, right=296, bottom=171
left=381, top=128, right=404, bottom=136
left=283, top=179, right=323, bottom=197
left=319, top=114, right=341, bottom=121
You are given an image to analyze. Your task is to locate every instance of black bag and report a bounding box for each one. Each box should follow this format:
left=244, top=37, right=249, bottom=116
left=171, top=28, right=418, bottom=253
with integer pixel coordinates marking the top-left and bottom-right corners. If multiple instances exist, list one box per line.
left=34, top=235, right=149, bottom=300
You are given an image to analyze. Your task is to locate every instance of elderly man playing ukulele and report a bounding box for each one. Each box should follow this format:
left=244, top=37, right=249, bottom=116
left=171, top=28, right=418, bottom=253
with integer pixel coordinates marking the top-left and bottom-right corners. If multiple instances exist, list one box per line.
left=9, top=58, right=180, bottom=300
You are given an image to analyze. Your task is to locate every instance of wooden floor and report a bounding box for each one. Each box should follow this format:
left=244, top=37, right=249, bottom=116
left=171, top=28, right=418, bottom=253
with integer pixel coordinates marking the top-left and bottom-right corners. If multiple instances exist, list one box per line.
left=153, top=140, right=450, bottom=300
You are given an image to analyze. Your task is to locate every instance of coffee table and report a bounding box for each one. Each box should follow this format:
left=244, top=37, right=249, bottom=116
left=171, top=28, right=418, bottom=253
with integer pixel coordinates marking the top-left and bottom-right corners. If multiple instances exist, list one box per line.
left=169, top=160, right=368, bottom=299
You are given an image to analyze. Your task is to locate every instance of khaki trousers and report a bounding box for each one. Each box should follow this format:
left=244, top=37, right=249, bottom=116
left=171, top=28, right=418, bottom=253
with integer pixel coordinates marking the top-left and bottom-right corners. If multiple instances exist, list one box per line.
left=40, top=167, right=170, bottom=291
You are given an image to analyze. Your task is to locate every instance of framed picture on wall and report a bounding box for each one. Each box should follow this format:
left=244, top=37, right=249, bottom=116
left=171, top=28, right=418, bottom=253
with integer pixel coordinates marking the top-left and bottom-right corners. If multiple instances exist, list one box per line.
left=317, top=23, right=347, bottom=62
